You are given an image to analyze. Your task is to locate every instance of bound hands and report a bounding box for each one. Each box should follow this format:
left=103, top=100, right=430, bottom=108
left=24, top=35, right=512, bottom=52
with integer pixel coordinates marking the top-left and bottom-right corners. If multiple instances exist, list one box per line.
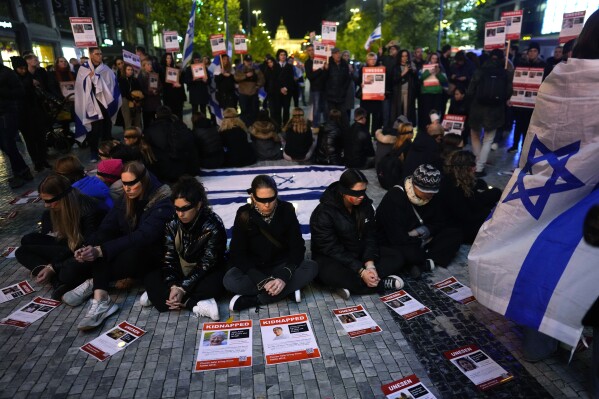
left=36, top=265, right=55, bottom=284
left=166, top=286, right=185, bottom=310
left=74, top=245, right=100, bottom=263
left=360, top=262, right=380, bottom=288
left=264, top=278, right=286, bottom=296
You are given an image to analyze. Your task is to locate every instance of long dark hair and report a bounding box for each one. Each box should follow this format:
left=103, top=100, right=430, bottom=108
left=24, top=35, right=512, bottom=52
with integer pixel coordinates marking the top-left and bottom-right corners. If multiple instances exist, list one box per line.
left=572, top=9, right=599, bottom=59
left=122, top=161, right=151, bottom=227
left=444, top=150, right=476, bottom=197
left=171, top=176, right=208, bottom=209
left=338, top=168, right=369, bottom=234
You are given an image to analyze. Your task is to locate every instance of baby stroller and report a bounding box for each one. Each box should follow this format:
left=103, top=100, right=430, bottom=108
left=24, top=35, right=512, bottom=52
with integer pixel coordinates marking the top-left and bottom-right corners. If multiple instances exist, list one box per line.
left=37, top=89, right=83, bottom=154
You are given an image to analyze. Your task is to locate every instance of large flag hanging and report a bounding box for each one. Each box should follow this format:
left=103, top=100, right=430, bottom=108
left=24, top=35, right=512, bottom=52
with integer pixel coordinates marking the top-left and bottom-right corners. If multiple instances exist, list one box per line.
left=181, top=0, right=197, bottom=69
left=468, top=58, right=599, bottom=348
left=364, top=24, right=382, bottom=50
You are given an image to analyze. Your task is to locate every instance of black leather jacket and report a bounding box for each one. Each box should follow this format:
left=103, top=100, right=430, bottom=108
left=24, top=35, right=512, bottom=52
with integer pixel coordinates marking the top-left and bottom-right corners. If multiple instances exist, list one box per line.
left=162, top=207, right=227, bottom=292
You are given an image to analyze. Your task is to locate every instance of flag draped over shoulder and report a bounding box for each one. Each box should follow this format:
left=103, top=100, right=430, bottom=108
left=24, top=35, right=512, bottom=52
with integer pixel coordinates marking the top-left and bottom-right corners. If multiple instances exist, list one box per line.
left=468, top=58, right=599, bottom=347
left=74, top=62, right=121, bottom=137
left=364, top=24, right=382, bottom=50
left=181, top=0, right=197, bottom=70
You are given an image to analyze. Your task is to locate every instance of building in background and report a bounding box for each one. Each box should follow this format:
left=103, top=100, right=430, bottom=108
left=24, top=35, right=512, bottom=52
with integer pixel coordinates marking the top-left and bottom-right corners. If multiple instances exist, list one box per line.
left=272, top=19, right=304, bottom=55
left=0, top=0, right=155, bottom=69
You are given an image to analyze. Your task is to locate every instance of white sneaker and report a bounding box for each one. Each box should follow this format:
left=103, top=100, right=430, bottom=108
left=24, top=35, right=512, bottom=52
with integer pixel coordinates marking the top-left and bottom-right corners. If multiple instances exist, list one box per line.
left=193, top=298, right=219, bottom=321
left=294, top=289, right=301, bottom=303
left=77, top=298, right=119, bottom=331
left=334, top=288, right=350, bottom=300
left=139, top=292, right=152, bottom=307
left=491, top=143, right=498, bottom=151
left=382, top=275, right=405, bottom=290
left=62, top=279, right=94, bottom=307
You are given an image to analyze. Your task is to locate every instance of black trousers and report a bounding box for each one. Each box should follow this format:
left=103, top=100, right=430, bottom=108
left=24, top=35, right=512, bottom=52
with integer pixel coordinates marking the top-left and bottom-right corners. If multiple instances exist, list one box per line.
left=92, top=247, right=160, bottom=292
left=223, top=260, right=318, bottom=305
left=513, top=107, right=534, bottom=148
left=15, top=233, right=91, bottom=290
left=19, top=121, right=47, bottom=167
left=315, top=246, right=404, bottom=295
left=417, top=93, right=443, bottom=132
left=392, top=227, right=462, bottom=268
left=143, top=267, right=227, bottom=312
left=88, top=116, right=113, bottom=159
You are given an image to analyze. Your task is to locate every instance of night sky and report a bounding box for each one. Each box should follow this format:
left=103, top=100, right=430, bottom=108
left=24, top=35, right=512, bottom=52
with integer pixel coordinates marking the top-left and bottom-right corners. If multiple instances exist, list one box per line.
left=240, top=0, right=346, bottom=38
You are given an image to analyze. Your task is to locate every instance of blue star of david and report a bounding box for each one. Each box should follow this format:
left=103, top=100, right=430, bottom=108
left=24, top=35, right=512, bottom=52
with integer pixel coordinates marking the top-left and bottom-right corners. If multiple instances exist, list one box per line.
left=271, top=174, right=295, bottom=186
left=502, top=135, right=584, bottom=220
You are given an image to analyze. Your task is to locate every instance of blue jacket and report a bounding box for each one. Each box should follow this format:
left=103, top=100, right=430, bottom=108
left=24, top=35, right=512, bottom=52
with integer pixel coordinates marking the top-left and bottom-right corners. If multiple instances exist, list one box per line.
left=73, top=176, right=113, bottom=211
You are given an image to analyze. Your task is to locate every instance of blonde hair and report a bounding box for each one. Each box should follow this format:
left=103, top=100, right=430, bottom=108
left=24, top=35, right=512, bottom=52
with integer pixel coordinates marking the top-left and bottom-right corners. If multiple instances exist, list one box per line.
left=219, top=108, right=248, bottom=132
left=39, top=175, right=82, bottom=251
left=392, top=123, right=414, bottom=159
left=283, top=108, right=309, bottom=133
left=54, top=155, right=85, bottom=184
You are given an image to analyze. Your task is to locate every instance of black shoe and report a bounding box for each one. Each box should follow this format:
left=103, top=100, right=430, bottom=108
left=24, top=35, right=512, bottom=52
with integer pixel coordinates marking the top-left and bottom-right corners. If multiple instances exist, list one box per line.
left=409, top=264, right=422, bottom=279
left=475, top=170, right=487, bottom=178
left=423, top=259, right=436, bottom=272
left=229, top=295, right=259, bottom=311
left=8, top=176, right=26, bottom=189
left=507, top=146, right=518, bottom=153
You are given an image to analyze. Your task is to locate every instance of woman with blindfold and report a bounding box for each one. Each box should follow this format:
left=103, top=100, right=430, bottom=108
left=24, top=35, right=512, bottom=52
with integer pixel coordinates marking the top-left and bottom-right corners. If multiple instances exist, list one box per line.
left=141, top=176, right=227, bottom=320
left=440, top=151, right=501, bottom=243
left=310, top=169, right=404, bottom=299
left=15, top=175, right=105, bottom=299
left=225, top=175, right=318, bottom=311
left=64, top=161, right=174, bottom=331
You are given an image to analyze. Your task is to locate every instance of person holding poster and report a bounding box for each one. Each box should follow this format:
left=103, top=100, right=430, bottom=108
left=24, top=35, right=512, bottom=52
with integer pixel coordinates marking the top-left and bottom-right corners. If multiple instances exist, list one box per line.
left=440, top=151, right=501, bottom=243
left=137, top=59, right=162, bottom=130
left=117, top=65, right=143, bottom=129
left=15, top=175, right=105, bottom=299
left=160, top=54, right=186, bottom=121
left=393, top=50, right=418, bottom=124
left=358, top=52, right=383, bottom=132
left=310, top=169, right=404, bottom=299
left=305, top=44, right=327, bottom=128
left=74, top=48, right=121, bottom=162
left=215, top=55, right=238, bottom=110
left=225, top=175, right=318, bottom=311
left=323, top=48, right=350, bottom=124
left=142, top=176, right=226, bottom=319
left=184, top=54, right=212, bottom=120
left=418, top=53, right=447, bottom=132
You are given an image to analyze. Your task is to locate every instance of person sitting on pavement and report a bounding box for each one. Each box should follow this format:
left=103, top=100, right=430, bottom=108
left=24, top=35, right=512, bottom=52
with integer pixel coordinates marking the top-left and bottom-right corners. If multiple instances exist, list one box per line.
left=15, top=175, right=105, bottom=300
left=376, top=122, right=414, bottom=190
left=224, top=175, right=318, bottom=311
left=63, top=161, right=174, bottom=331
left=219, top=107, right=257, bottom=167
left=122, top=126, right=156, bottom=166
left=310, top=169, right=404, bottom=299
left=281, top=107, right=316, bottom=162
left=313, top=108, right=346, bottom=165
left=249, top=109, right=282, bottom=161
left=440, top=133, right=464, bottom=163
left=96, top=159, right=124, bottom=202
left=191, top=112, right=225, bottom=169
left=376, top=164, right=462, bottom=278
left=54, top=154, right=113, bottom=212
left=141, top=176, right=227, bottom=319
left=402, top=114, right=444, bottom=179
left=440, top=150, right=501, bottom=244
left=344, top=107, right=375, bottom=169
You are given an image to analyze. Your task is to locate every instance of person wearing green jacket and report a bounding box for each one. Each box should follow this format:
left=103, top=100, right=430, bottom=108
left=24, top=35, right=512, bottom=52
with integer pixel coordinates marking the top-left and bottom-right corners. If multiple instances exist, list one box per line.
left=417, top=52, right=448, bottom=132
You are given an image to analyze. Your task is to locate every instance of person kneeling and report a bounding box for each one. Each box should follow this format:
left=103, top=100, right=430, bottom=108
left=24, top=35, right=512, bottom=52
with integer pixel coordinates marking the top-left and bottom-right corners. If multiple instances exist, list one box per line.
left=310, top=169, right=404, bottom=299
left=142, top=176, right=227, bottom=319
left=224, top=175, right=318, bottom=311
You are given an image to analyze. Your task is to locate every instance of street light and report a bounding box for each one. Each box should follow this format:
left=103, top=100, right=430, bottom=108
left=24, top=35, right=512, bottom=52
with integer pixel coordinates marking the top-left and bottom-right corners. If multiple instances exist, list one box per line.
left=350, top=8, right=360, bottom=14
left=252, top=9, right=261, bottom=25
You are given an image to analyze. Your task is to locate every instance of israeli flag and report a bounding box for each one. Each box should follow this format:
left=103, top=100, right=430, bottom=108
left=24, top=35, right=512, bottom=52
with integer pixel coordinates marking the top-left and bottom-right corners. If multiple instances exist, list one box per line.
left=364, top=24, right=382, bottom=51
left=469, top=58, right=599, bottom=347
left=181, top=0, right=197, bottom=70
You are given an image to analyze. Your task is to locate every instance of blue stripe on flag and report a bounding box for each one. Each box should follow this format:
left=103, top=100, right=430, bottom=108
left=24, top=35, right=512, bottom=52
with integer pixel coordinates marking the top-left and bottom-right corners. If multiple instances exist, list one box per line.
left=200, top=166, right=344, bottom=177
left=505, top=187, right=599, bottom=328
left=209, top=190, right=324, bottom=205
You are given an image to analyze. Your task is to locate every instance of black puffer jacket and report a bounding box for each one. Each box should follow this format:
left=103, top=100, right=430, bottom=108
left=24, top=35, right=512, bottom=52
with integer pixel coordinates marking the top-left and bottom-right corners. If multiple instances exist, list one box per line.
left=324, top=58, right=350, bottom=103
left=310, top=182, right=378, bottom=272
left=344, top=122, right=374, bottom=168
left=162, top=207, right=227, bottom=292
left=192, top=124, right=225, bottom=169
left=313, top=120, right=344, bottom=165
left=402, top=132, right=442, bottom=179
left=229, top=201, right=305, bottom=284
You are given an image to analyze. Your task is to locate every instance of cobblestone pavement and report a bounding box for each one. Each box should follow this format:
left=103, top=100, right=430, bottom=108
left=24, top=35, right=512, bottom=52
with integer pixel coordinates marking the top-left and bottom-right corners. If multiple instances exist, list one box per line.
left=0, top=121, right=593, bottom=398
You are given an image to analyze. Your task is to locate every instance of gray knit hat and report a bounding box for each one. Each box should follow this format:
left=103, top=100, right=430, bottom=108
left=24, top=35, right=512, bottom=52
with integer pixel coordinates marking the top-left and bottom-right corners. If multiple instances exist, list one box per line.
left=412, top=164, right=441, bottom=193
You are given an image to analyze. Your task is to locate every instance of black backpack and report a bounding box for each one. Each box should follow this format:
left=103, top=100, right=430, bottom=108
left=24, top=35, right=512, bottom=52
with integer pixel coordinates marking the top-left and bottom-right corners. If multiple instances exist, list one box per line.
left=475, top=67, right=507, bottom=106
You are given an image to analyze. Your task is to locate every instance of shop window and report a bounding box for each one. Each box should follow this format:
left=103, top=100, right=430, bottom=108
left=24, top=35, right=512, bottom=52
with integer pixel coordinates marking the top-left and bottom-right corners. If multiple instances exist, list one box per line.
left=136, top=27, right=145, bottom=46
left=21, top=0, right=49, bottom=25
left=31, top=43, right=55, bottom=69
left=0, top=39, right=19, bottom=69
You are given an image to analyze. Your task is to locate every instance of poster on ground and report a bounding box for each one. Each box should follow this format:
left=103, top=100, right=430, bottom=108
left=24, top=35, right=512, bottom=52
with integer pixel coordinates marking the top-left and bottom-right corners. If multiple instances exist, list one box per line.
left=163, top=30, right=179, bottom=53
left=381, top=374, right=438, bottom=399
left=381, top=290, right=431, bottom=320
left=210, top=34, right=227, bottom=56
left=559, top=11, right=585, bottom=44
left=0, top=297, right=60, bottom=328
left=433, top=276, right=476, bottom=304
left=444, top=344, right=513, bottom=390
left=0, top=281, right=34, bottom=304
left=321, top=21, right=338, bottom=45
left=191, top=63, right=206, bottom=80
left=194, top=320, right=253, bottom=372
left=1, top=247, right=17, bottom=258
left=332, top=305, right=382, bottom=338
left=69, top=17, right=97, bottom=47
left=501, top=10, right=524, bottom=41
left=81, top=321, right=146, bottom=361
left=234, top=34, right=248, bottom=54
left=361, top=67, right=385, bottom=101
left=122, top=49, right=141, bottom=69
left=484, top=21, right=507, bottom=50
left=259, top=313, right=321, bottom=365
left=442, top=114, right=467, bottom=135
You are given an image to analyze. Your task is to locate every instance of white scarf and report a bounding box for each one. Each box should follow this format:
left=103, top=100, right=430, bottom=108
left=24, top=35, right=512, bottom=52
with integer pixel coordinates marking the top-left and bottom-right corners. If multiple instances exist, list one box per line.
left=404, top=177, right=430, bottom=206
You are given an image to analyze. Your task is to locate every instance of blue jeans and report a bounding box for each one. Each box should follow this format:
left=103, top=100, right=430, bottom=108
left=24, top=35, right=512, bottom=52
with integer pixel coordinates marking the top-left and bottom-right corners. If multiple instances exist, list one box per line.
left=239, top=94, right=259, bottom=127
left=0, top=111, right=28, bottom=175
left=311, top=91, right=325, bottom=128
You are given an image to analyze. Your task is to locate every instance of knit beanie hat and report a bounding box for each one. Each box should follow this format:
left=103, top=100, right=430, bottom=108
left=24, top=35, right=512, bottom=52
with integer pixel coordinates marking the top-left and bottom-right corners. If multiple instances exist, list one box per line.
left=97, top=159, right=123, bottom=185
left=411, top=164, right=441, bottom=193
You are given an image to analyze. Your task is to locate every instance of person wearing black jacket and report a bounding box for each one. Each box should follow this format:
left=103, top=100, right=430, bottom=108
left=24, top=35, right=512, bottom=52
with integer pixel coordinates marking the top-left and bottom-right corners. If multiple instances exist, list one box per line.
left=376, top=164, right=462, bottom=278
left=143, top=106, right=200, bottom=183
left=358, top=53, right=383, bottom=133
left=65, top=161, right=175, bottom=331
left=344, top=107, right=374, bottom=168
left=191, top=112, right=224, bottom=169
left=305, top=44, right=327, bottom=128
left=324, top=48, right=350, bottom=122
left=276, top=49, right=295, bottom=125
left=160, top=54, right=186, bottom=121
left=215, top=54, right=238, bottom=110
left=313, top=109, right=345, bottom=165
left=310, top=169, right=404, bottom=298
left=402, top=123, right=443, bottom=178
left=225, top=175, right=318, bottom=311
left=219, top=107, right=256, bottom=167
left=15, top=175, right=105, bottom=299
left=184, top=55, right=212, bottom=119
left=117, top=64, right=143, bottom=129
left=263, top=56, right=282, bottom=126
left=142, top=177, right=227, bottom=319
